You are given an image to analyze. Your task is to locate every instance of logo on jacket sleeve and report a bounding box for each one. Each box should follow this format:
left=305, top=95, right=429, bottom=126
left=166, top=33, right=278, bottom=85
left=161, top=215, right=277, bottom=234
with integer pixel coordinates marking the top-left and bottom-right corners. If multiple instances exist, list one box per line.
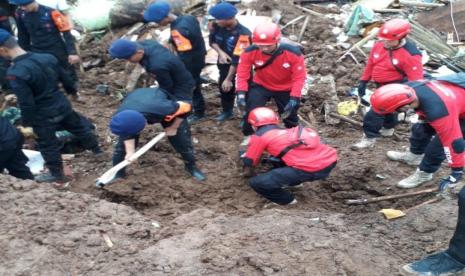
left=282, top=62, right=290, bottom=68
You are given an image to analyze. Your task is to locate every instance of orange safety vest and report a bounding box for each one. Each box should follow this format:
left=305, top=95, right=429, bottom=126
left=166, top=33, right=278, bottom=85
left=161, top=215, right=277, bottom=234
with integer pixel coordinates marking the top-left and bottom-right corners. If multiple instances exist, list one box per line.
left=51, top=10, right=72, bottom=32
left=233, top=35, right=250, bottom=56
left=171, top=30, right=193, bottom=52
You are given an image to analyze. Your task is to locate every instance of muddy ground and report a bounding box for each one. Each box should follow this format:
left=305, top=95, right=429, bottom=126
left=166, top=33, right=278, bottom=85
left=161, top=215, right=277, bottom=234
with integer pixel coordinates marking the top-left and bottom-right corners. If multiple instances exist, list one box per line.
left=1, top=1, right=464, bottom=275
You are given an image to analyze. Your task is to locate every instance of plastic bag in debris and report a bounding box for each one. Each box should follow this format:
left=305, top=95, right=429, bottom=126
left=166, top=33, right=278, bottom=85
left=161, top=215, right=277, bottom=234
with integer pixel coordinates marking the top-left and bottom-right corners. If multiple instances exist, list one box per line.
left=344, top=5, right=377, bottom=37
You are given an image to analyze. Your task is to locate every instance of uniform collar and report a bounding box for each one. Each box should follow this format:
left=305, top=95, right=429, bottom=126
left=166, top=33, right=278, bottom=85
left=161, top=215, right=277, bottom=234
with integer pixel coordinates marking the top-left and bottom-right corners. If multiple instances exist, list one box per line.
left=12, top=52, right=33, bottom=63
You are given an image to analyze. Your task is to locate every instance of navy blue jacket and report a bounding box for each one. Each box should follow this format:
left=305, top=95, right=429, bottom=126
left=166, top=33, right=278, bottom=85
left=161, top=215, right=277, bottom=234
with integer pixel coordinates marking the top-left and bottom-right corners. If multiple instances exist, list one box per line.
left=7, top=52, right=72, bottom=126
left=170, top=15, right=206, bottom=60
left=117, top=88, right=179, bottom=125
left=208, top=22, right=252, bottom=65
left=15, top=4, right=76, bottom=55
left=139, top=40, right=195, bottom=102
left=0, top=117, right=20, bottom=151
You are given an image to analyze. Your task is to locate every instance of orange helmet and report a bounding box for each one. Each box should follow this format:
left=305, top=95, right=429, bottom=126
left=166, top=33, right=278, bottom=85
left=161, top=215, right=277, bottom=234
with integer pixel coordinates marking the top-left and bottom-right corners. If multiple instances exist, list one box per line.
left=253, top=22, right=281, bottom=46
left=371, top=84, right=417, bottom=115
left=378, top=19, right=411, bottom=41
left=248, top=107, right=279, bottom=127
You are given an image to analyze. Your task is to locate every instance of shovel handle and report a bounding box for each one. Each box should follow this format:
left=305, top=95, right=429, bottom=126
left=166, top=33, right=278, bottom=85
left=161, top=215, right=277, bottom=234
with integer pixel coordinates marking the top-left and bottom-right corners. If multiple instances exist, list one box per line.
left=345, top=187, right=439, bottom=205
left=96, top=132, right=166, bottom=187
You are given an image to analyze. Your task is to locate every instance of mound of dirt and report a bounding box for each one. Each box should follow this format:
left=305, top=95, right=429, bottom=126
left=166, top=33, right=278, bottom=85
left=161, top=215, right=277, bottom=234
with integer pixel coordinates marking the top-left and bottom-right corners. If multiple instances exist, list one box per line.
left=0, top=175, right=460, bottom=275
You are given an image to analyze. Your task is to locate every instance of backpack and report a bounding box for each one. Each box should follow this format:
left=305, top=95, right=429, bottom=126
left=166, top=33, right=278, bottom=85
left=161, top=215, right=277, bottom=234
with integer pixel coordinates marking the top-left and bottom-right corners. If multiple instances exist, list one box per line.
left=276, top=125, right=319, bottom=159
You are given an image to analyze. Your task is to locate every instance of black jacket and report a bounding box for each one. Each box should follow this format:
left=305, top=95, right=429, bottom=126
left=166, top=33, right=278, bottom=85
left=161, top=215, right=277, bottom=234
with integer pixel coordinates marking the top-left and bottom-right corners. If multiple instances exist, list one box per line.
left=139, top=40, right=195, bottom=102
left=7, top=52, right=72, bottom=126
left=15, top=4, right=76, bottom=56
left=0, top=117, right=20, bottom=151
left=117, top=87, right=179, bottom=124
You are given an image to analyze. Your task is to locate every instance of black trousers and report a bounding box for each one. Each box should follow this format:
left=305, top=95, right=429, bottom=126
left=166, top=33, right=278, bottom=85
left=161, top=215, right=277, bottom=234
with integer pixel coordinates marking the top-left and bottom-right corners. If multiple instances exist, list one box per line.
left=363, top=109, right=398, bottom=138
left=182, top=54, right=205, bottom=116
left=33, top=111, right=99, bottom=176
left=242, top=83, right=299, bottom=136
left=218, top=63, right=236, bottom=113
left=407, top=121, right=465, bottom=174
left=112, top=119, right=196, bottom=178
left=448, top=186, right=465, bottom=264
left=249, top=162, right=336, bottom=205
left=0, top=134, right=33, bottom=180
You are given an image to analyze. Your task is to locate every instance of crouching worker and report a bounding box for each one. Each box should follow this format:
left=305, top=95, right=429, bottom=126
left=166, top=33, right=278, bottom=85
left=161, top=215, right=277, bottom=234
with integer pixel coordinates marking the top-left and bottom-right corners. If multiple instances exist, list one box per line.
left=0, top=116, right=33, bottom=180
left=109, top=87, right=206, bottom=181
left=241, top=107, right=337, bottom=205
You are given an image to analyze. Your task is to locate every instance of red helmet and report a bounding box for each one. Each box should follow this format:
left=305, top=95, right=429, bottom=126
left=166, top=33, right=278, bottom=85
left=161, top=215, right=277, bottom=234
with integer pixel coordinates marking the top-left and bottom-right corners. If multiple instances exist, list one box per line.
left=371, top=84, right=417, bottom=115
left=248, top=107, right=279, bottom=127
left=378, top=19, right=411, bottom=41
left=252, top=22, right=281, bottom=46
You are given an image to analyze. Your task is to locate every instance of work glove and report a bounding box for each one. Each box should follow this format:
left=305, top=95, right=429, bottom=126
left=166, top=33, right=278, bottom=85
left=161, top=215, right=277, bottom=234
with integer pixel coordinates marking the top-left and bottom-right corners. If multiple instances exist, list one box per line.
left=439, top=168, right=463, bottom=191
left=282, top=97, right=300, bottom=119
left=358, top=80, right=370, bottom=106
left=236, top=91, right=246, bottom=113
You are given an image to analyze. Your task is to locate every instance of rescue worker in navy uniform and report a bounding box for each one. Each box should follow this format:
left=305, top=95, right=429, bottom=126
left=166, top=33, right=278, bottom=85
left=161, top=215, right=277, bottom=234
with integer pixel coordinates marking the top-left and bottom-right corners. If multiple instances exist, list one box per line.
left=236, top=22, right=307, bottom=145
left=109, top=87, right=206, bottom=181
left=144, top=1, right=207, bottom=123
left=352, top=19, right=423, bottom=149
left=0, top=116, right=34, bottom=180
left=369, top=77, right=465, bottom=275
left=109, top=38, right=195, bottom=104
left=370, top=75, right=465, bottom=191
left=241, top=107, right=337, bottom=205
left=0, top=6, right=12, bottom=91
left=11, top=0, right=82, bottom=102
left=208, top=2, right=252, bottom=122
left=0, top=29, right=101, bottom=184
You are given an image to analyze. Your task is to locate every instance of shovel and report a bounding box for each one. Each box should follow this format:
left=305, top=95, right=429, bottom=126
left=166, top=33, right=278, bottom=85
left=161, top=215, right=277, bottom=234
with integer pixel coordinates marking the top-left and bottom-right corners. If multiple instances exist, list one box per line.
left=345, top=187, right=439, bottom=205
left=95, top=132, right=166, bottom=188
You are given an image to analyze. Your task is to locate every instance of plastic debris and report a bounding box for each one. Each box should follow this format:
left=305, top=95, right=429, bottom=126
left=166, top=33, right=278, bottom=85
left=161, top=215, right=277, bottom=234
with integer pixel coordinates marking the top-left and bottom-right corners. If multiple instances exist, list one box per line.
left=379, top=209, right=406, bottom=220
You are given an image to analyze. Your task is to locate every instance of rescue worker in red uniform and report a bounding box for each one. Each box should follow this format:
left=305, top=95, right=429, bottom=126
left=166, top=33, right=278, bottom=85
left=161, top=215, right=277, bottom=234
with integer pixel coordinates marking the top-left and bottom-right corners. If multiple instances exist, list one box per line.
left=236, top=23, right=307, bottom=145
left=208, top=2, right=252, bottom=122
left=241, top=107, right=337, bottom=205
left=352, top=19, right=423, bottom=149
left=371, top=76, right=465, bottom=276
left=371, top=74, right=465, bottom=189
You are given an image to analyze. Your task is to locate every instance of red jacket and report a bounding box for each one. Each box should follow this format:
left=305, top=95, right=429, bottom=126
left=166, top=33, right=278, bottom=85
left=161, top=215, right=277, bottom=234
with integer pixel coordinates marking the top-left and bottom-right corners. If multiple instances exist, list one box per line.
left=361, top=41, right=423, bottom=84
left=236, top=44, right=307, bottom=97
left=413, top=80, right=465, bottom=169
left=244, top=125, right=338, bottom=172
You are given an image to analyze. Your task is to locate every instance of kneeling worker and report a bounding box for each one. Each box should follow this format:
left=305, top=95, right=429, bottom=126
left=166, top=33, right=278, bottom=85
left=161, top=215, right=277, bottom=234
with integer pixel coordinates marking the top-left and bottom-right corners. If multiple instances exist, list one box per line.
left=109, top=87, right=206, bottom=181
left=241, top=107, right=337, bottom=205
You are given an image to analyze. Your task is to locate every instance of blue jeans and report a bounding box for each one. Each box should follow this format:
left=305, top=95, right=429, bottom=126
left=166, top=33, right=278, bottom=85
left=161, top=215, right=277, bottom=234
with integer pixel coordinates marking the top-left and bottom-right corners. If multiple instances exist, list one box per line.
left=249, top=162, right=336, bottom=205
